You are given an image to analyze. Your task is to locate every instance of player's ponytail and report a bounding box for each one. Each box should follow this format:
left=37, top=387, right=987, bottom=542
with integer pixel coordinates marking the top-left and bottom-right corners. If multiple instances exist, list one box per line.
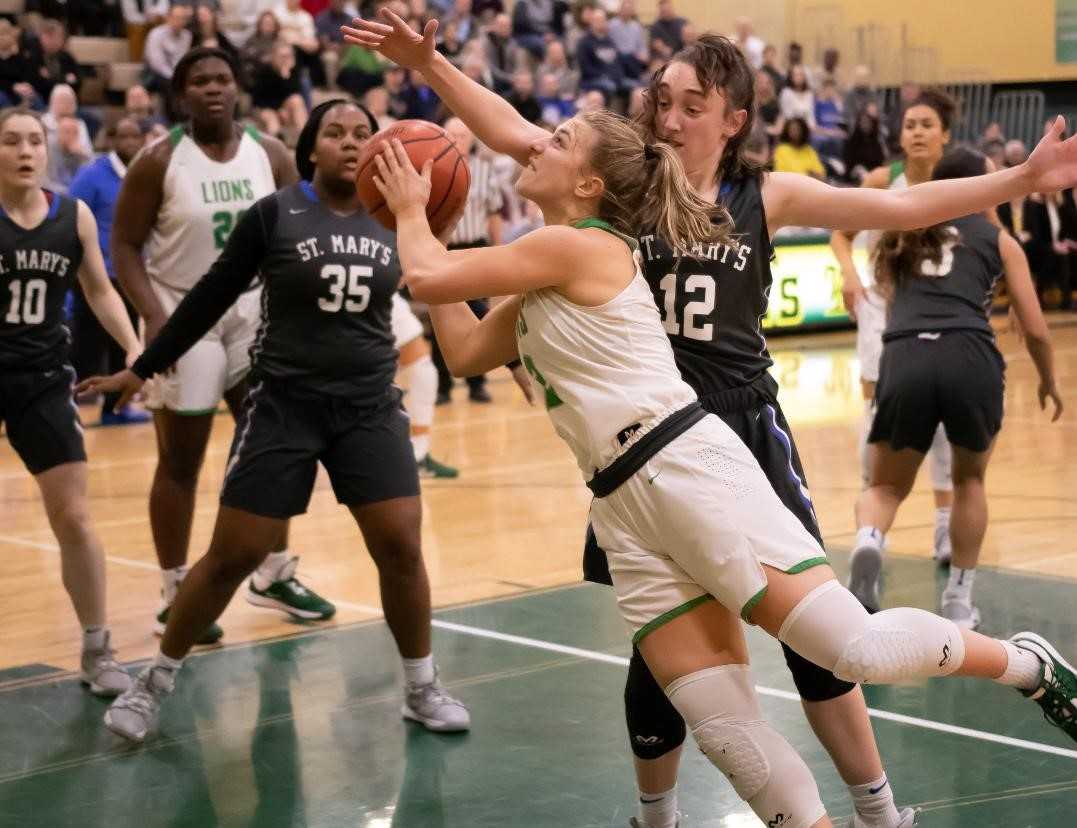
left=581, top=110, right=734, bottom=250
left=874, top=147, right=987, bottom=291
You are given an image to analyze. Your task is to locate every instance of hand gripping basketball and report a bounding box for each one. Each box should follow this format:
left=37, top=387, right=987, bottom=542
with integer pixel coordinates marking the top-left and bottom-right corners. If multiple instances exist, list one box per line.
left=357, top=120, right=470, bottom=235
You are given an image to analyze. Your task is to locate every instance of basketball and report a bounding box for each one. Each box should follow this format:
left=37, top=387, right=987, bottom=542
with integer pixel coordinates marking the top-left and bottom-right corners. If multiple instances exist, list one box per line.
left=356, top=119, right=471, bottom=236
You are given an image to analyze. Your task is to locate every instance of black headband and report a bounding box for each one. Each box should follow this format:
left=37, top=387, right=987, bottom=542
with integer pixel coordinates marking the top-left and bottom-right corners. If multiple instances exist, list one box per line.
left=643, top=144, right=660, bottom=162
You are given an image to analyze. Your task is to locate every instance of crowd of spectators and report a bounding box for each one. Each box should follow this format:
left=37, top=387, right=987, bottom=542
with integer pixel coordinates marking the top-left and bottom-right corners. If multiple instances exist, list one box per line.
left=3, top=0, right=1073, bottom=311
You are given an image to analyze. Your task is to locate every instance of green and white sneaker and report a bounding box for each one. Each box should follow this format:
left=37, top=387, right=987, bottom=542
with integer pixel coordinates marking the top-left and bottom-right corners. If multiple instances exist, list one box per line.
left=246, top=557, right=336, bottom=620
left=417, top=454, right=459, bottom=479
left=155, top=601, right=223, bottom=645
left=1010, top=631, right=1077, bottom=743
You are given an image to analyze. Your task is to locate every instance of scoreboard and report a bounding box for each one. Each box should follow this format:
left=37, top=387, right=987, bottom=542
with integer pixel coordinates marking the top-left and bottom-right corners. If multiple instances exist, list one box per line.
left=763, top=234, right=870, bottom=332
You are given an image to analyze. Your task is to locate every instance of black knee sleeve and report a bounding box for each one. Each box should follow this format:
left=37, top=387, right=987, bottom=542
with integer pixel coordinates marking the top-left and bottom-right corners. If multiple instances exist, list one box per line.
left=781, top=641, right=856, bottom=702
left=625, top=646, right=686, bottom=760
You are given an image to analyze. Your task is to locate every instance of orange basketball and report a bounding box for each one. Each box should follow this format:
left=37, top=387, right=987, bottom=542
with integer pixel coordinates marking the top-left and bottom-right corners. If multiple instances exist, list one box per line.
left=356, top=120, right=470, bottom=236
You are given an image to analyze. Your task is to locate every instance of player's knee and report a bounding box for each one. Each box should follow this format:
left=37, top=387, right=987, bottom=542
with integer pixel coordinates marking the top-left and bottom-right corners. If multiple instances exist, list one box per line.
left=368, top=536, right=424, bottom=577
left=625, top=647, right=686, bottom=759
left=208, top=543, right=267, bottom=582
left=157, top=449, right=205, bottom=489
left=778, top=582, right=966, bottom=685
left=780, top=641, right=855, bottom=702
left=666, top=664, right=826, bottom=828
left=50, top=504, right=94, bottom=548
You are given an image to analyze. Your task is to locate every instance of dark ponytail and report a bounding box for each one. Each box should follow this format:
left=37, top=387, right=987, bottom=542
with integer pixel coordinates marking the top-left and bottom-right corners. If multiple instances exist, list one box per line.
left=874, top=147, right=987, bottom=290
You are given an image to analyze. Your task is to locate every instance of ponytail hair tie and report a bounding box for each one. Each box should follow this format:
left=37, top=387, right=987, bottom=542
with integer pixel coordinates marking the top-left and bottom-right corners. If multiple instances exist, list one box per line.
left=643, top=144, right=660, bottom=161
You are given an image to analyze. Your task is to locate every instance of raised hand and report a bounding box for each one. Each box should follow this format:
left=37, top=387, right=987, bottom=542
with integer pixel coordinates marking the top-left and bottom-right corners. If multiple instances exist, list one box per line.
left=372, top=139, right=432, bottom=216
left=76, top=369, right=145, bottom=411
left=1024, top=116, right=1077, bottom=195
left=341, top=9, right=437, bottom=71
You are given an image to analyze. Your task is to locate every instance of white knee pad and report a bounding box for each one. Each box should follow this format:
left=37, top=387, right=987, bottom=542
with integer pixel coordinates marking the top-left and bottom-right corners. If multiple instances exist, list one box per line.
left=778, top=581, right=966, bottom=685
left=665, top=664, right=826, bottom=828
left=399, top=354, right=437, bottom=428
left=929, top=424, right=953, bottom=492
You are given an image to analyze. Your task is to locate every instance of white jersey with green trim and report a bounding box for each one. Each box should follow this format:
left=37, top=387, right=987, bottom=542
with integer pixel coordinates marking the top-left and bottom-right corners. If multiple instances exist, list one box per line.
left=144, top=125, right=276, bottom=291
left=515, top=251, right=697, bottom=478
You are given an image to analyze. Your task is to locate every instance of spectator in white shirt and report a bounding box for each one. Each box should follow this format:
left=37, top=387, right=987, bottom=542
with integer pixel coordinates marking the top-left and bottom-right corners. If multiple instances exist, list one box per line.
left=779, top=64, right=815, bottom=128
left=733, top=16, right=764, bottom=69
left=217, top=0, right=267, bottom=48
left=122, top=0, right=172, bottom=61
left=275, top=0, right=325, bottom=85
left=142, top=5, right=194, bottom=93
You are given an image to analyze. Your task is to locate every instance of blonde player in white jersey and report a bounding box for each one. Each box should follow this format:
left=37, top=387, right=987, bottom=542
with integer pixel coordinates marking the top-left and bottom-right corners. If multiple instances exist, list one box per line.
left=831, top=89, right=957, bottom=599
left=367, top=105, right=1077, bottom=825
left=112, top=48, right=335, bottom=641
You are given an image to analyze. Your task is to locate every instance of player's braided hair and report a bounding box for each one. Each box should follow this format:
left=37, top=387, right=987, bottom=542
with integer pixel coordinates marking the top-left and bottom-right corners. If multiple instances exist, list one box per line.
left=874, top=147, right=987, bottom=291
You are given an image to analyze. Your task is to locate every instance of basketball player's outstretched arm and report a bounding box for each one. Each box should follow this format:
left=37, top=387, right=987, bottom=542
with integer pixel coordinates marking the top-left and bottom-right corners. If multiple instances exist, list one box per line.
left=341, top=10, right=547, bottom=166
left=769, top=117, right=1077, bottom=233
left=999, top=230, right=1063, bottom=420
left=74, top=201, right=142, bottom=361
left=78, top=201, right=271, bottom=407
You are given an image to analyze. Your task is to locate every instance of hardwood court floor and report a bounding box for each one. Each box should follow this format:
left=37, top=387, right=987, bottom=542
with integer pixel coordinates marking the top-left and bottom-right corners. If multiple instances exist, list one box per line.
left=1, top=322, right=1076, bottom=827
left=1, top=322, right=1075, bottom=674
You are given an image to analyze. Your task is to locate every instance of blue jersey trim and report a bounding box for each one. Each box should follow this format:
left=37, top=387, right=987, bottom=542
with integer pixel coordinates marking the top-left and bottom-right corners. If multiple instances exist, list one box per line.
left=299, top=180, right=319, bottom=203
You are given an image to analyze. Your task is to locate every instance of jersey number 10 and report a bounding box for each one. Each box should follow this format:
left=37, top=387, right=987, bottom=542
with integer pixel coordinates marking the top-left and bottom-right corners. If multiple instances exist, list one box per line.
left=5, top=278, right=47, bottom=325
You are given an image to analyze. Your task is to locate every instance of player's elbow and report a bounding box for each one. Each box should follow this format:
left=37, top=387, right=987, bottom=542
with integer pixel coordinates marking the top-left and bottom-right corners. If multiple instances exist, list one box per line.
left=402, top=268, right=437, bottom=303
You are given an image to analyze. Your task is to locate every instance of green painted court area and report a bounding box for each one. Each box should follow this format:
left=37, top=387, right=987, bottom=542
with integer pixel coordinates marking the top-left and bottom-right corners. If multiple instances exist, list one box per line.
left=2, top=552, right=1075, bottom=827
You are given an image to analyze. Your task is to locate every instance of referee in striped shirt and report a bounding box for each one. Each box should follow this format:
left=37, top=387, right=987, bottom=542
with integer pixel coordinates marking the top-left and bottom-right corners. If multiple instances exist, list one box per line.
left=433, top=117, right=506, bottom=404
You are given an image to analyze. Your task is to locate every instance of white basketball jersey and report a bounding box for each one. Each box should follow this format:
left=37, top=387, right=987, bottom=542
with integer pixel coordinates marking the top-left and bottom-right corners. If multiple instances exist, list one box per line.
left=515, top=241, right=697, bottom=478
left=144, top=126, right=276, bottom=291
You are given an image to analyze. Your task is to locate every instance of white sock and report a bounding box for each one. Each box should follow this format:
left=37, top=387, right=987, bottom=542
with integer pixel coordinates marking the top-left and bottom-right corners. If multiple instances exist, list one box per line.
left=996, top=641, right=1042, bottom=691
left=402, top=654, right=435, bottom=686
left=412, top=432, right=431, bottom=462
left=934, top=506, right=951, bottom=532
left=637, top=786, right=678, bottom=828
left=83, top=625, right=107, bottom=652
left=944, top=567, right=975, bottom=603
left=154, top=651, right=183, bottom=672
left=161, top=566, right=188, bottom=604
left=849, top=775, right=900, bottom=827
left=855, top=525, right=884, bottom=552
left=253, top=551, right=290, bottom=590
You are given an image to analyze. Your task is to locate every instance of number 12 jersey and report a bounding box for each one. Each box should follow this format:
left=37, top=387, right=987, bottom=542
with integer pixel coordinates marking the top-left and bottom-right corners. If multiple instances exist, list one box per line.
left=637, top=175, right=774, bottom=396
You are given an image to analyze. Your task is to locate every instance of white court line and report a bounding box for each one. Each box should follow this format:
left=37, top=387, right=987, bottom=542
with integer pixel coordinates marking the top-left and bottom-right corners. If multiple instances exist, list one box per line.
left=331, top=599, right=1077, bottom=762
left=0, top=534, right=159, bottom=571
left=5, top=536, right=1076, bottom=762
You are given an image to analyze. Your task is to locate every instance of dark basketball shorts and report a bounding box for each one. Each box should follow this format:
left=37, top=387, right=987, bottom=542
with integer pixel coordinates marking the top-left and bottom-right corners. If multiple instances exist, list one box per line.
left=870, top=330, right=1005, bottom=454
left=0, top=365, right=87, bottom=474
left=221, top=378, right=420, bottom=519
